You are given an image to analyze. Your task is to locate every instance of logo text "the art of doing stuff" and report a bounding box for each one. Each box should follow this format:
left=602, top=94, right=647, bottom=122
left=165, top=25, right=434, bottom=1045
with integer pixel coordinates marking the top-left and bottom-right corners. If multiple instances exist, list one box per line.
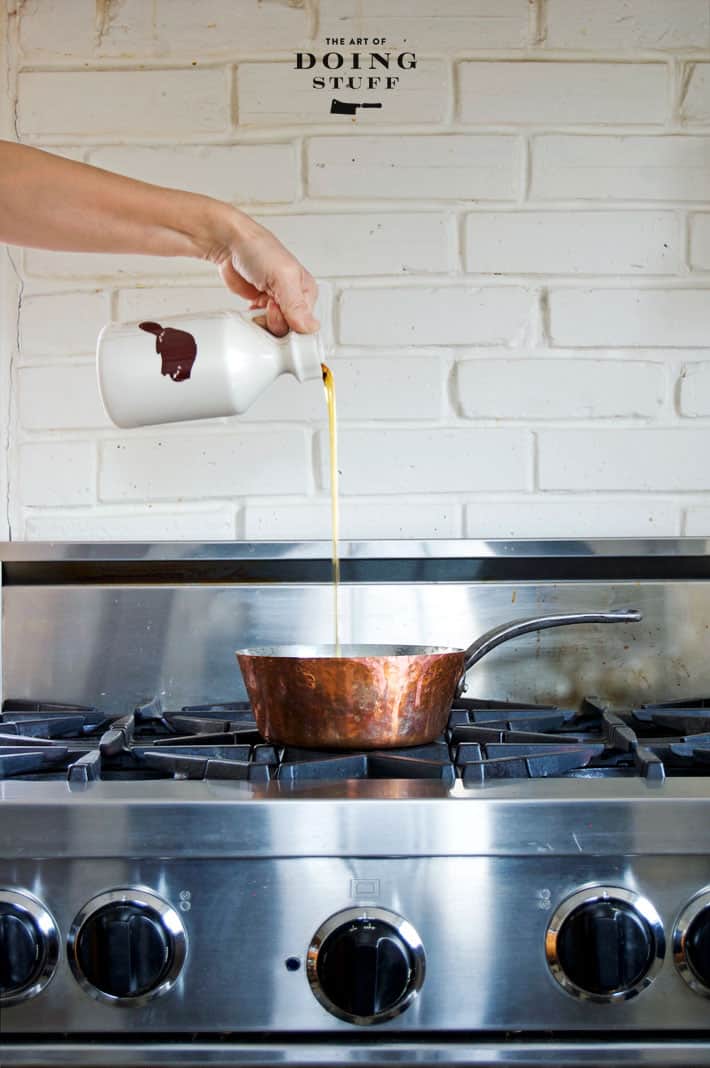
left=294, top=37, right=417, bottom=111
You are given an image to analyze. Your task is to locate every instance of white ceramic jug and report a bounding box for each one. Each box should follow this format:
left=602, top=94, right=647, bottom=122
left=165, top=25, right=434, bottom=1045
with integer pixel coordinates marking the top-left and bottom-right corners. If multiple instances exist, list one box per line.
left=97, top=311, right=324, bottom=428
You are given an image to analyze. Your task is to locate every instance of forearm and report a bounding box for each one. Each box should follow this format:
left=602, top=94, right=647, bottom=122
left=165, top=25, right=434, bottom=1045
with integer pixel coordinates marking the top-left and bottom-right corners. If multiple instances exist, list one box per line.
left=0, top=140, right=318, bottom=334
left=0, top=140, right=234, bottom=260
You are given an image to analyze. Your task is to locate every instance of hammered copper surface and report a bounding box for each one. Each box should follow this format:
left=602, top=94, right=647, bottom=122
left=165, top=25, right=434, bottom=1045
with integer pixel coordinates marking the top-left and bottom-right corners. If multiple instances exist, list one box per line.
left=236, top=649, right=466, bottom=749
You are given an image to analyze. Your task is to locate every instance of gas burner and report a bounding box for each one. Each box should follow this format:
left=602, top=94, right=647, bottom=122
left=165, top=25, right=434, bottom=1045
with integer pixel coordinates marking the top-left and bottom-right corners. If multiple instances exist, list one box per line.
left=5, top=693, right=710, bottom=787
left=0, top=698, right=268, bottom=784
left=279, top=741, right=455, bottom=784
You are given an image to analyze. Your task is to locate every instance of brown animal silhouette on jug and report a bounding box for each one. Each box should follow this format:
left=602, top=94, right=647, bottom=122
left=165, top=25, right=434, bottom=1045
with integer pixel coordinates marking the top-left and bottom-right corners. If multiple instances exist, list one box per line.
left=139, top=321, right=197, bottom=382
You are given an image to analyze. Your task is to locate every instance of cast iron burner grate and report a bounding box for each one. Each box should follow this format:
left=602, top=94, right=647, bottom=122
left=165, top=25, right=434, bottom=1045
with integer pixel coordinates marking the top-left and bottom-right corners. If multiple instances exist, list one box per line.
left=5, top=694, right=710, bottom=786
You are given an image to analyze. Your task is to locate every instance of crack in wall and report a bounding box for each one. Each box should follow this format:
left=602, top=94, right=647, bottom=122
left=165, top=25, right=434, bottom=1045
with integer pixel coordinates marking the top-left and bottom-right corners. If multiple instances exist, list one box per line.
left=6, top=4, right=20, bottom=141
left=4, top=0, right=22, bottom=539
left=95, top=0, right=122, bottom=49
left=304, top=0, right=319, bottom=39
left=678, top=61, right=695, bottom=118
left=531, top=0, right=546, bottom=46
left=4, top=248, right=21, bottom=542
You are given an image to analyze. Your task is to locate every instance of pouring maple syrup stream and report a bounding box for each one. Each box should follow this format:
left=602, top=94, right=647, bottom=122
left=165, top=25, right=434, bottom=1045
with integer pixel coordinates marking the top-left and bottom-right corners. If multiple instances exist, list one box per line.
left=321, top=363, right=340, bottom=652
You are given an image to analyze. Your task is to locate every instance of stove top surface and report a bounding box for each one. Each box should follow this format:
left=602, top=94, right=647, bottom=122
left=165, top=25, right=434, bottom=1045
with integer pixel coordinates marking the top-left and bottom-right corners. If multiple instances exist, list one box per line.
left=4, top=694, right=710, bottom=788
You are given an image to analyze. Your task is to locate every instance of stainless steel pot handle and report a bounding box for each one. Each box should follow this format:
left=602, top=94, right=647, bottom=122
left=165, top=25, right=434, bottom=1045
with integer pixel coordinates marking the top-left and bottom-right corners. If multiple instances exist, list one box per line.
left=458, top=608, right=642, bottom=695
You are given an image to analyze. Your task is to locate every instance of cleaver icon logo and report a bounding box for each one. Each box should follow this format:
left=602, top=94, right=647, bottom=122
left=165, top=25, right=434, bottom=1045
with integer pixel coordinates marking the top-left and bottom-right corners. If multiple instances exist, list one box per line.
left=330, top=99, right=383, bottom=115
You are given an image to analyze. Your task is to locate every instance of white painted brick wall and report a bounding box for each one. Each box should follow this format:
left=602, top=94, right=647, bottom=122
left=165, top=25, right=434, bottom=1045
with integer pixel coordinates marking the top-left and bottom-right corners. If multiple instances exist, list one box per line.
left=18, top=0, right=155, bottom=60
left=19, top=441, right=96, bottom=505
left=322, top=356, right=443, bottom=421
left=20, top=291, right=110, bottom=358
left=682, top=65, right=710, bottom=125
left=455, top=358, right=665, bottom=420
left=319, top=0, right=531, bottom=51
left=685, top=508, right=710, bottom=535
left=5, top=0, right=710, bottom=542
left=465, top=212, right=679, bottom=276
left=18, top=69, right=231, bottom=139
left=20, top=0, right=312, bottom=59
left=99, top=431, right=311, bottom=501
left=548, top=289, right=710, bottom=347
left=465, top=499, right=679, bottom=538
left=25, top=506, right=237, bottom=540
left=308, top=135, right=520, bottom=201
left=18, top=363, right=110, bottom=430
left=317, top=428, right=530, bottom=494
left=256, top=213, right=453, bottom=276
left=539, top=430, right=710, bottom=491
left=679, top=363, right=710, bottom=417
left=542, top=0, right=710, bottom=51
left=458, top=63, right=668, bottom=127
left=339, top=287, right=533, bottom=346
left=151, top=0, right=312, bottom=55
left=22, top=248, right=215, bottom=281
left=689, top=214, right=710, bottom=270
left=244, top=499, right=460, bottom=539
left=531, top=136, right=710, bottom=203
left=86, top=145, right=299, bottom=205
left=116, top=286, right=238, bottom=322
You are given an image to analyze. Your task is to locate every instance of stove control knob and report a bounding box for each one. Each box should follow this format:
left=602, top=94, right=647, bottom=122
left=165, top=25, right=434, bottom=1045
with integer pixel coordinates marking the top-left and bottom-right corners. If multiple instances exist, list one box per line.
left=307, top=907, right=425, bottom=1024
left=546, top=886, right=664, bottom=1002
left=673, top=889, right=710, bottom=996
left=0, top=890, right=59, bottom=1006
left=68, top=889, right=187, bottom=1005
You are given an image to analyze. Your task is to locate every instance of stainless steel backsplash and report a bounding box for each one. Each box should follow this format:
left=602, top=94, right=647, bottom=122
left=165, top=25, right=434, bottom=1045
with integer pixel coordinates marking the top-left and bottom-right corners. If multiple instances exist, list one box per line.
left=2, top=540, right=708, bottom=712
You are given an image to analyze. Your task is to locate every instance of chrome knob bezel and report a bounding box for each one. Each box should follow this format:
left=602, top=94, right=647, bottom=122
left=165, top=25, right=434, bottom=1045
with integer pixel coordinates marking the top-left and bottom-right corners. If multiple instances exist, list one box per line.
left=306, top=906, right=425, bottom=1025
left=67, top=887, right=187, bottom=1007
left=545, top=885, right=665, bottom=1003
left=0, top=888, right=60, bottom=1006
left=673, top=888, right=710, bottom=997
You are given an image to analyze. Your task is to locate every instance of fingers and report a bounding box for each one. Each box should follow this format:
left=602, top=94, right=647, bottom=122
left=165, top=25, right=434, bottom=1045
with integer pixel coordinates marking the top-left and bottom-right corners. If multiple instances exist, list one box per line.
left=272, top=265, right=320, bottom=334
left=246, top=267, right=320, bottom=335
left=265, top=298, right=290, bottom=337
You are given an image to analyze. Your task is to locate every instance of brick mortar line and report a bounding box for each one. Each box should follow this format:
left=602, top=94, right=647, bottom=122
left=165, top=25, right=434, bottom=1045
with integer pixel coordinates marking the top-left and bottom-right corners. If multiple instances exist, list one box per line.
left=14, top=53, right=710, bottom=68
left=220, top=493, right=691, bottom=504
left=82, top=489, right=710, bottom=499
left=19, top=417, right=710, bottom=440
left=297, top=137, right=307, bottom=203
left=20, top=201, right=710, bottom=213
left=21, top=349, right=690, bottom=363
left=19, top=496, right=700, bottom=508
left=19, top=274, right=710, bottom=287
left=25, top=126, right=710, bottom=142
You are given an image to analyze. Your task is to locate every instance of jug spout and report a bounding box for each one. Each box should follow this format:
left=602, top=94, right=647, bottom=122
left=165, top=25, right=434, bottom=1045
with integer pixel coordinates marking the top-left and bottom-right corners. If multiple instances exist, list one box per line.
left=283, top=329, right=325, bottom=383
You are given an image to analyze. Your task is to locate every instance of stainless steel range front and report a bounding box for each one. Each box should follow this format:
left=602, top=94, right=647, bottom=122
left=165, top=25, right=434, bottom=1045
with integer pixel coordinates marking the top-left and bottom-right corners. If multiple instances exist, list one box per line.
left=5, top=539, right=710, bottom=1067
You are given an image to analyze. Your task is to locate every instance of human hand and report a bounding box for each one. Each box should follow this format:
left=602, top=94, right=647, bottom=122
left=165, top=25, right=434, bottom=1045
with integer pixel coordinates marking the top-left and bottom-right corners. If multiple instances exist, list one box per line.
left=214, top=209, right=319, bottom=337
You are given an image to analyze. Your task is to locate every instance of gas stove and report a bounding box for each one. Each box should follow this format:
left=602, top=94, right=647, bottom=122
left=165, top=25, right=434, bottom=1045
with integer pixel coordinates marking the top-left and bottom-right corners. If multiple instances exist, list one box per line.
left=6, top=692, right=710, bottom=786
left=5, top=539, right=710, bottom=1067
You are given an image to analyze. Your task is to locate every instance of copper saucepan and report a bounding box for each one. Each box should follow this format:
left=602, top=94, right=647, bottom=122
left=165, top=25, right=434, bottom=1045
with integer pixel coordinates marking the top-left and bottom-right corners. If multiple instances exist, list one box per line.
left=236, top=608, right=641, bottom=750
